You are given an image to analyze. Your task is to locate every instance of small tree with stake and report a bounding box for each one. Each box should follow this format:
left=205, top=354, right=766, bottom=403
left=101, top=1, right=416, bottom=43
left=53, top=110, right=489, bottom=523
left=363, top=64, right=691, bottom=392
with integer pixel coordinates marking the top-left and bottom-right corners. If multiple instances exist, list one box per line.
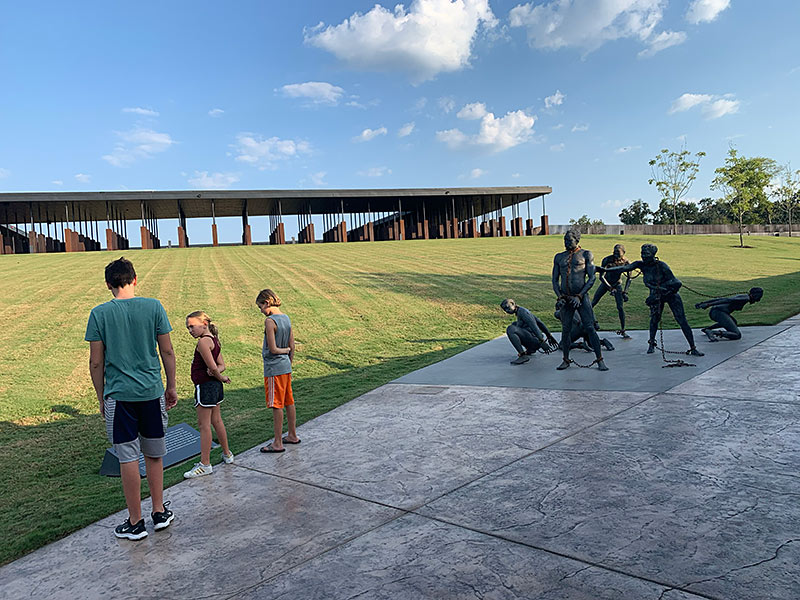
left=773, top=164, right=800, bottom=237
left=648, top=146, right=705, bottom=235
left=711, top=148, right=779, bottom=247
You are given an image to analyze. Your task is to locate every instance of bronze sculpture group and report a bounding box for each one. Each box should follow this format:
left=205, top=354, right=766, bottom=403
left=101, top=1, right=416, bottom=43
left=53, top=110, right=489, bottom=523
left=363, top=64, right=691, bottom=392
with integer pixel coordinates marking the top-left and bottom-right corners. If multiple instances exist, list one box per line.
left=502, top=230, right=764, bottom=371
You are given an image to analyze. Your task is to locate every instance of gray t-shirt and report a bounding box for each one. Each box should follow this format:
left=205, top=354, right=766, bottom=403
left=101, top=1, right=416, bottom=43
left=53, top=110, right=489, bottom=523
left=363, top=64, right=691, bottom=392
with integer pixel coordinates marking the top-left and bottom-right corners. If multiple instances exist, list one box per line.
left=262, top=313, right=292, bottom=377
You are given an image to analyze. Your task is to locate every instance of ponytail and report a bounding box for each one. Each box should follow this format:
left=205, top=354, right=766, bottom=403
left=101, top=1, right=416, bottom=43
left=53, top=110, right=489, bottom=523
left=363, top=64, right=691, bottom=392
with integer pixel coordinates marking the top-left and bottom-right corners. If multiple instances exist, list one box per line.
left=186, top=310, right=219, bottom=338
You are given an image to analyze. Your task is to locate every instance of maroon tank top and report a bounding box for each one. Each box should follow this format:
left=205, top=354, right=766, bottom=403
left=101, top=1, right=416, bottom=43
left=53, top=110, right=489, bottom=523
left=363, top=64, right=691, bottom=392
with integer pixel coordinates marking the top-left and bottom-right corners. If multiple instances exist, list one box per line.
left=191, top=335, right=221, bottom=384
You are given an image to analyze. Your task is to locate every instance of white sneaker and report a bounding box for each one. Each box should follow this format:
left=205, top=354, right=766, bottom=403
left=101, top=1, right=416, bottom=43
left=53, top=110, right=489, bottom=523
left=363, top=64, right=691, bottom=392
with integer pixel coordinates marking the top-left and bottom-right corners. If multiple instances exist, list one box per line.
left=184, top=462, right=213, bottom=479
left=222, top=452, right=234, bottom=464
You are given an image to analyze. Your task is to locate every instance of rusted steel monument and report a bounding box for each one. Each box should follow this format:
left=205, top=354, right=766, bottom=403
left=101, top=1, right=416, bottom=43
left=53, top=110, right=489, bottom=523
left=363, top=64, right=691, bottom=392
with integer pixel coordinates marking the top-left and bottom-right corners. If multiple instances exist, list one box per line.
left=0, top=186, right=551, bottom=254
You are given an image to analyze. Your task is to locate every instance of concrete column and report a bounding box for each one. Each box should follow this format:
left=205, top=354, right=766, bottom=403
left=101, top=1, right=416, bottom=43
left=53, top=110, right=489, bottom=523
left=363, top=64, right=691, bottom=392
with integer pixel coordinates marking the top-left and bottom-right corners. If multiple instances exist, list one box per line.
left=398, top=219, right=406, bottom=241
left=499, top=216, right=507, bottom=237
left=489, top=219, right=498, bottom=237
left=526, top=218, right=534, bottom=236
left=212, top=224, right=219, bottom=247
left=28, top=230, right=37, bottom=253
left=451, top=218, right=459, bottom=239
left=307, top=223, right=315, bottom=243
left=540, top=214, right=550, bottom=235
left=140, top=226, right=150, bottom=249
left=37, top=233, right=46, bottom=253
left=177, top=226, right=187, bottom=248
left=277, top=222, right=285, bottom=244
left=106, top=229, right=116, bottom=250
left=338, top=221, right=347, bottom=242
left=243, top=224, right=252, bottom=246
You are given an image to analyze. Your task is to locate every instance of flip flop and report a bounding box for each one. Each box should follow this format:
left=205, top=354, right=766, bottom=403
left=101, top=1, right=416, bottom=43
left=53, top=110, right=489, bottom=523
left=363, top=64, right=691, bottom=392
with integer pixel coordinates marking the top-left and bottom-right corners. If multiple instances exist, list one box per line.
left=282, top=437, right=301, bottom=444
left=260, top=444, right=285, bottom=453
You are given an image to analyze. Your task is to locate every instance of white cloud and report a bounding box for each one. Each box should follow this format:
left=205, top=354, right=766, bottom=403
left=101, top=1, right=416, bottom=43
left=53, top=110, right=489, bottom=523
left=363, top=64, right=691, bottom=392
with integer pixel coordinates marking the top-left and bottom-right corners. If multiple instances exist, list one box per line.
left=544, top=89, right=565, bottom=108
left=669, top=93, right=739, bottom=119
left=304, top=0, right=497, bottom=83
left=457, top=102, right=488, bottom=120
left=571, top=123, right=589, bottom=132
left=437, top=105, right=536, bottom=152
left=233, top=133, right=311, bottom=169
left=188, top=171, right=240, bottom=189
left=310, top=171, right=327, bottom=185
left=601, top=199, right=624, bottom=208
left=102, top=128, right=175, bottom=167
left=552, top=123, right=564, bottom=130
left=510, top=0, right=664, bottom=54
left=74, top=173, right=91, bottom=183
left=704, top=98, right=740, bottom=119
left=51, top=179, right=63, bottom=186
left=669, top=93, right=712, bottom=113
left=439, top=96, right=456, bottom=113
left=352, top=127, right=388, bottom=142
left=550, top=143, right=565, bottom=152
left=511, top=172, right=521, bottom=178
left=615, top=145, right=641, bottom=153
left=686, top=0, right=730, bottom=24
left=279, top=81, right=345, bottom=105
left=398, top=122, right=416, bottom=137
left=413, top=97, right=428, bottom=111
left=208, top=108, right=225, bottom=117
left=122, top=107, right=159, bottom=117
left=358, top=166, right=392, bottom=177
left=0, top=168, right=10, bottom=179
left=469, top=167, right=487, bottom=178
left=638, top=30, right=687, bottom=57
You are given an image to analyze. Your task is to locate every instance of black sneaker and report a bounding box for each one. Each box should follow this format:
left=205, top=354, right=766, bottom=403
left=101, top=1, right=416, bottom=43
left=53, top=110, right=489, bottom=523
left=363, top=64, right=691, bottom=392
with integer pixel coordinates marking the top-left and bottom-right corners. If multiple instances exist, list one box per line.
left=114, top=518, right=148, bottom=540
left=151, top=501, right=174, bottom=531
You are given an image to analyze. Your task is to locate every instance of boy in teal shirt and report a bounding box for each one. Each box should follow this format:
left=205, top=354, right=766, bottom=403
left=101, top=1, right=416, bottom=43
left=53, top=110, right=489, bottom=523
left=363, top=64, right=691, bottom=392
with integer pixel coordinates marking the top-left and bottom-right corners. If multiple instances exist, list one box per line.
left=86, top=257, right=178, bottom=540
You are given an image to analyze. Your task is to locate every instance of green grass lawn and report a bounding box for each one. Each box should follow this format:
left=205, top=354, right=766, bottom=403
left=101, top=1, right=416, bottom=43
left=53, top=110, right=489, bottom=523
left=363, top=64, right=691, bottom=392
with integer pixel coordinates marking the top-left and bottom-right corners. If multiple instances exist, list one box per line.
left=1, top=234, right=798, bottom=564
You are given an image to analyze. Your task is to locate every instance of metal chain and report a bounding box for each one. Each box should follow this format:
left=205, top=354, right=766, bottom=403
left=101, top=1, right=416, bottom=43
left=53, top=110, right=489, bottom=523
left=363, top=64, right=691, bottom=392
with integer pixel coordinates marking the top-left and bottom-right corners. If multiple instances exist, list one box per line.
left=680, top=282, right=749, bottom=299
left=566, top=357, right=600, bottom=369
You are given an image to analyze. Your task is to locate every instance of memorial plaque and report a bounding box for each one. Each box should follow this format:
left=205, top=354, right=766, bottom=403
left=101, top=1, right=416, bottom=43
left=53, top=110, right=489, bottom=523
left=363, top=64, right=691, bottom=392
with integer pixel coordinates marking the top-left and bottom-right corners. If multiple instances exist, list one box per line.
left=99, top=422, right=219, bottom=477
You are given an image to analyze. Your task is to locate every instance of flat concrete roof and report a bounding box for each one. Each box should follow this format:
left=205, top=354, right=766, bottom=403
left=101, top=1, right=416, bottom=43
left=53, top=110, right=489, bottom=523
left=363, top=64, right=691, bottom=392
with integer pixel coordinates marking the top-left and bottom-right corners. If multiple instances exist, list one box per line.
left=0, top=186, right=551, bottom=223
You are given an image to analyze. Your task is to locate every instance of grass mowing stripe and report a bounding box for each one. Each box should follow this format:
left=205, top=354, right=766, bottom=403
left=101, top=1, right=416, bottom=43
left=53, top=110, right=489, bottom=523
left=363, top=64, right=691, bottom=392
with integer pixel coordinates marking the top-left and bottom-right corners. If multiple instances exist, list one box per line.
left=0, top=235, right=798, bottom=565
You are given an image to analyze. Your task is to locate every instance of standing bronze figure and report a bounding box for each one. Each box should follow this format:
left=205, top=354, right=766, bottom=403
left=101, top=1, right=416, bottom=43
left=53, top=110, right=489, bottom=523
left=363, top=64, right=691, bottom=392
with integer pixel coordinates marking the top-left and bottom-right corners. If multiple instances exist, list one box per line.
left=592, top=243, right=632, bottom=338
left=599, top=243, right=704, bottom=356
left=551, top=230, right=608, bottom=371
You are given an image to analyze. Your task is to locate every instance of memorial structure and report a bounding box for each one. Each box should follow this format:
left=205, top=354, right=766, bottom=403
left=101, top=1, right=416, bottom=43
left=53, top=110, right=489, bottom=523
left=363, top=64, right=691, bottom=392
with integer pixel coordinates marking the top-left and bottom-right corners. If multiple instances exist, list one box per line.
left=0, top=186, right=551, bottom=254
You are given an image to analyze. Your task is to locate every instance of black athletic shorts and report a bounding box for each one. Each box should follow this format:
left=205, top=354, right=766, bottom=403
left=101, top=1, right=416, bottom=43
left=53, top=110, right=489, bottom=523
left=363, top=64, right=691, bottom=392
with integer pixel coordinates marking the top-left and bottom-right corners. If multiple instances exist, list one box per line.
left=194, top=379, right=224, bottom=408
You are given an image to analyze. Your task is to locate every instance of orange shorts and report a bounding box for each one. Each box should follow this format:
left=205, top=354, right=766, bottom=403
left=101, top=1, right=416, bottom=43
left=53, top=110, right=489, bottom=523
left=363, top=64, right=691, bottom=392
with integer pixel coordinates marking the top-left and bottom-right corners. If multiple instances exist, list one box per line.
left=264, top=374, right=294, bottom=409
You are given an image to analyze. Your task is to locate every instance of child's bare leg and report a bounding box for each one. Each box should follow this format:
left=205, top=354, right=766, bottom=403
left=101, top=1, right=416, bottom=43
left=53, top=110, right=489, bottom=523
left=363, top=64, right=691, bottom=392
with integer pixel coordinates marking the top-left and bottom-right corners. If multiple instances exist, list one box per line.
left=120, top=461, right=142, bottom=522
left=197, top=406, right=212, bottom=465
left=272, top=407, right=284, bottom=450
left=285, top=404, right=298, bottom=442
left=210, top=405, right=230, bottom=455
left=145, top=456, right=165, bottom=513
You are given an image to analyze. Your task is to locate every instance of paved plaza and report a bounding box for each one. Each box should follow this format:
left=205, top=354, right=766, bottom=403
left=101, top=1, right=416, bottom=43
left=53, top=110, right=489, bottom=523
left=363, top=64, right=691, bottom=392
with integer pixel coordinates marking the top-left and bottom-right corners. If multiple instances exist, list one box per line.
left=2, top=320, right=799, bottom=599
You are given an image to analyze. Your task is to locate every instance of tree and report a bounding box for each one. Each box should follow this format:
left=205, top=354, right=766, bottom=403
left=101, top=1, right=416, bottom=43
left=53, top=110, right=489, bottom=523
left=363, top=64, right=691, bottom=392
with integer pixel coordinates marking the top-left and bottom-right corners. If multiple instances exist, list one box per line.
left=568, top=214, right=605, bottom=234
left=619, top=199, right=653, bottom=224
left=773, top=164, right=800, bottom=237
left=695, top=198, right=732, bottom=224
left=648, top=145, right=705, bottom=235
left=651, top=198, right=700, bottom=226
left=711, top=148, right=779, bottom=247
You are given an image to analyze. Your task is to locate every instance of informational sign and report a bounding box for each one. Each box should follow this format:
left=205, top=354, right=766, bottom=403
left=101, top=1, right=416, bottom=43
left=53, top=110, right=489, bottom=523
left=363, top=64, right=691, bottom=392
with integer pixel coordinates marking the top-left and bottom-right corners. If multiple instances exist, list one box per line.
left=99, top=422, right=219, bottom=477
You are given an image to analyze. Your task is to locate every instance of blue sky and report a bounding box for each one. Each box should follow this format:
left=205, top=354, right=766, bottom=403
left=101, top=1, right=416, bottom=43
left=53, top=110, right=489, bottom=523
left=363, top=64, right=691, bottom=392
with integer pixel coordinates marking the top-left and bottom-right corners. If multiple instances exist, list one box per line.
left=1, top=0, right=799, bottom=244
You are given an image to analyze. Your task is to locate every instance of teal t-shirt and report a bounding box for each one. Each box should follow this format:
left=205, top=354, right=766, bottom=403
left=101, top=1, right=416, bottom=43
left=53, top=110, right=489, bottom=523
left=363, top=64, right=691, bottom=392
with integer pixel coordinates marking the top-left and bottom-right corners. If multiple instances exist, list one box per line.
left=85, top=297, right=172, bottom=402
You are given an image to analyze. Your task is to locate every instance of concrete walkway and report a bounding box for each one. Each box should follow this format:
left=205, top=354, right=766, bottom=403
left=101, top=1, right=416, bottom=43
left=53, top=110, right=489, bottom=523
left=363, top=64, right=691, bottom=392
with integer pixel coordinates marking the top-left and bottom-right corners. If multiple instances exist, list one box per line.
left=2, top=323, right=799, bottom=599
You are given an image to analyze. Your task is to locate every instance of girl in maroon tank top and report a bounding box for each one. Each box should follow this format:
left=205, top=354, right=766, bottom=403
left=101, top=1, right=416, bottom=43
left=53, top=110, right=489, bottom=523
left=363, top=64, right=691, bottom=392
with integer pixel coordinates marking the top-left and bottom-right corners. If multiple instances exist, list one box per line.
left=184, top=311, right=233, bottom=478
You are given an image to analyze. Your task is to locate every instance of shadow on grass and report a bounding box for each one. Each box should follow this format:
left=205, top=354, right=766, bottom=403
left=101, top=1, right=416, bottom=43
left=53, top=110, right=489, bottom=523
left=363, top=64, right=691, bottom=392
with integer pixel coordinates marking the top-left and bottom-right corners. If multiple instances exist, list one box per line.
left=0, top=345, right=475, bottom=567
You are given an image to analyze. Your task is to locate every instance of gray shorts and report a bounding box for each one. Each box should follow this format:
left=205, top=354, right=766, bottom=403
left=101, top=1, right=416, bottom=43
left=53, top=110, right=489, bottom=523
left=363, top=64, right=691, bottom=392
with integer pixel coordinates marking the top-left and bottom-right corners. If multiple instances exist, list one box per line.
left=104, top=395, right=168, bottom=463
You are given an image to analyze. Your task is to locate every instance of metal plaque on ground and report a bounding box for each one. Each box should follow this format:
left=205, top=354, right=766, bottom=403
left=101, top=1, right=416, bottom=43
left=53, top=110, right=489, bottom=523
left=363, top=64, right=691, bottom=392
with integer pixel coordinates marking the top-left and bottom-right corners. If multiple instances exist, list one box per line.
left=99, top=422, right=219, bottom=477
